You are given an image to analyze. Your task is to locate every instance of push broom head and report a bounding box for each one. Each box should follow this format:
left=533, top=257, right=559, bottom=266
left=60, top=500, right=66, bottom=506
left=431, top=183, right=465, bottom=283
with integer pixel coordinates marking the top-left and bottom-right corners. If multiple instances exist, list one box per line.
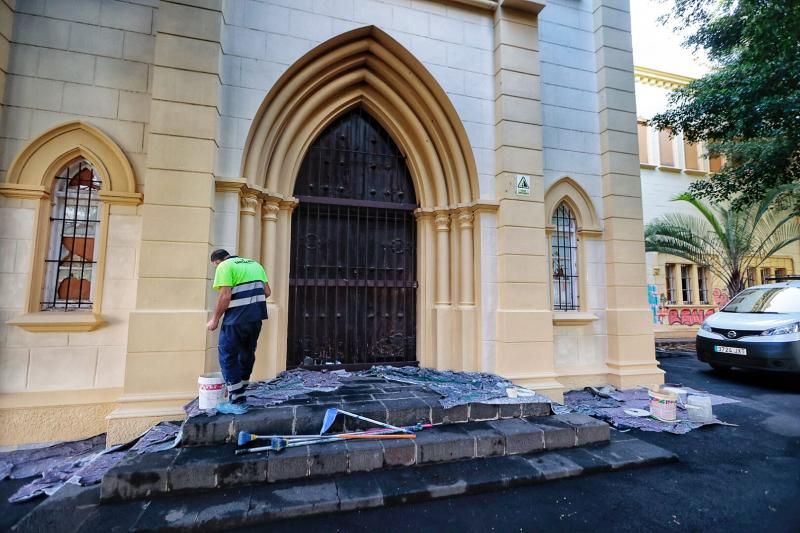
left=320, top=407, right=339, bottom=435
left=237, top=431, right=255, bottom=446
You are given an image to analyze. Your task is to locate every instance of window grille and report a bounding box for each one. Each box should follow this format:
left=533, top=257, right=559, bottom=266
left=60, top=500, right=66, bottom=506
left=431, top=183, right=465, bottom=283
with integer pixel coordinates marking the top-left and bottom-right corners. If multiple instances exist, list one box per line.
left=680, top=264, right=692, bottom=303
left=41, top=160, right=102, bottom=311
left=760, top=267, right=772, bottom=285
left=551, top=202, right=579, bottom=311
left=697, top=266, right=709, bottom=304
left=745, top=267, right=756, bottom=287
left=665, top=263, right=677, bottom=304
left=774, top=268, right=788, bottom=281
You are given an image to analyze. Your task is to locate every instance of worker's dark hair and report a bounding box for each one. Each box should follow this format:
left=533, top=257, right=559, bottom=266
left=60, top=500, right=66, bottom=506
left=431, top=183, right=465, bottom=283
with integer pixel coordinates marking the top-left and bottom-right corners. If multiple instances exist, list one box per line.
left=210, top=249, right=230, bottom=262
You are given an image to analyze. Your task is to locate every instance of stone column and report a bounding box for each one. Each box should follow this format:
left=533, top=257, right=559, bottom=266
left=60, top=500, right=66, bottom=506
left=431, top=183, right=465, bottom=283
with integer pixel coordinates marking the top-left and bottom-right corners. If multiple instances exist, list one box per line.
left=593, top=0, right=663, bottom=388
left=415, top=209, right=436, bottom=368
left=458, top=208, right=479, bottom=370
left=432, top=211, right=454, bottom=369
left=110, top=1, right=223, bottom=443
left=493, top=0, right=562, bottom=398
left=260, top=197, right=280, bottom=300
left=238, top=190, right=259, bottom=259
left=690, top=264, right=700, bottom=304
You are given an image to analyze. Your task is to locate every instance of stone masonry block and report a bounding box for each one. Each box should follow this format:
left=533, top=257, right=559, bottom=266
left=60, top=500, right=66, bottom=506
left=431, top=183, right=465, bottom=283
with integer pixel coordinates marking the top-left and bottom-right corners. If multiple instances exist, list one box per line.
left=37, top=49, right=94, bottom=83
left=181, top=415, right=234, bottom=446
left=488, top=418, right=544, bottom=455
left=68, top=22, right=124, bottom=57
left=100, top=449, right=179, bottom=501
left=522, top=401, right=553, bottom=417
left=151, top=66, right=218, bottom=106
left=216, top=454, right=268, bottom=488
left=309, top=441, right=349, bottom=477
left=154, top=33, right=220, bottom=74
left=158, top=1, right=221, bottom=41
left=462, top=422, right=506, bottom=457
left=101, top=0, right=153, bottom=34
left=441, top=404, right=469, bottom=423
left=62, top=83, right=119, bottom=119
left=168, top=447, right=218, bottom=492
left=555, top=413, right=610, bottom=445
left=381, top=439, right=416, bottom=467
left=383, top=398, right=432, bottom=427
left=415, top=425, right=474, bottom=464
left=469, top=403, right=500, bottom=422
left=95, top=57, right=148, bottom=92
left=267, top=445, right=310, bottom=482
left=231, top=406, right=294, bottom=437
left=5, top=75, right=62, bottom=111
left=530, top=417, right=578, bottom=450
left=346, top=440, right=384, bottom=473
left=338, top=401, right=388, bottom=432
left=14, top=14, right=70, bottom=49
left=498, top=403, right=523, bottom=418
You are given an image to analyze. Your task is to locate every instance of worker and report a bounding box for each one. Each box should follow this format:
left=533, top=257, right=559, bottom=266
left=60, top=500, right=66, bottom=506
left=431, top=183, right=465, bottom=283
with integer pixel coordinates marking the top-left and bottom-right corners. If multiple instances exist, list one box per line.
left=207, top=249, right=270, bottom=404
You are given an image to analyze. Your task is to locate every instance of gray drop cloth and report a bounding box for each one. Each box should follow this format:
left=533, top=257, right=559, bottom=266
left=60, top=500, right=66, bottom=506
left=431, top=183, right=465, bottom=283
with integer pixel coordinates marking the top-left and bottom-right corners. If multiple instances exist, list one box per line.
left=366, top=366, right=551, bottom=409
left=562, top=387, right=738, bottom=434
left=184, top=369, right=352, bottom=418
left=4, top=422, right=181, bottom=503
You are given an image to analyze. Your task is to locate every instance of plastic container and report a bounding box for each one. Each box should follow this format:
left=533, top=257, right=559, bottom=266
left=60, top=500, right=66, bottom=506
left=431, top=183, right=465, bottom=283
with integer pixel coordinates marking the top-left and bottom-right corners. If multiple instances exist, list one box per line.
left=648, top=389, right=678, bottom=422
left=198, top=372, right=225, bottom=410
left=686, top=393, right=713, bottom=423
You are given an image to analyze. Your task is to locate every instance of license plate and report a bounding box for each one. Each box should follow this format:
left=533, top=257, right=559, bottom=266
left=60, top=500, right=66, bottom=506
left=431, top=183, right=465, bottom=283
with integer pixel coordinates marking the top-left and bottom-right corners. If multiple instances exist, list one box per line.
left=715, top=346, right=747, bottom=355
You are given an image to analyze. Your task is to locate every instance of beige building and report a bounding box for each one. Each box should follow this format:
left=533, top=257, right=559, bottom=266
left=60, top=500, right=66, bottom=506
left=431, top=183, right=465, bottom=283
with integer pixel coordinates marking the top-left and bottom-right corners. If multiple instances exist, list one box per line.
left=0, top=0, right=662, bottom=446
left=635, top=66, right=800, bottom=336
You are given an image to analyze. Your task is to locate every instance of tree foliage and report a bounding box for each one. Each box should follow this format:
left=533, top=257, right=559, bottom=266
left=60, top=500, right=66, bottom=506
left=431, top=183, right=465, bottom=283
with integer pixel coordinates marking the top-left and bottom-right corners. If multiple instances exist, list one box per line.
left=644, top=186, right=800, bottom=298
left=649, top=0, right=800, bottom=210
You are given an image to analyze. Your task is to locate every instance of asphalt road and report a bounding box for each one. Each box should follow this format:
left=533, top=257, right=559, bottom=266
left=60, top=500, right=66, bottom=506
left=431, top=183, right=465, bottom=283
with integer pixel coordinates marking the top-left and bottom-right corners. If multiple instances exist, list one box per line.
left=255, top=355, right=800, bottom=533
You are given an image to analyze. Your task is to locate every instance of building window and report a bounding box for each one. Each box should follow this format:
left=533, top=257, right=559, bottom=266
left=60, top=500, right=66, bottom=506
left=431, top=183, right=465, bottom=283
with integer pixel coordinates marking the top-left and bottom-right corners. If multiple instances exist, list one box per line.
left=41, top=159, right=102, bottom=311
left=665, top=263, right=677, bottom=304
left=745, top=267, right=756, bottom=287
left=708, top=154, right=723, bottom=173
left=680, top=264, right=692, bottom=303
left=775, top=268, right=788, bottom=281
left=697, top=266, right=709, bottom=304
left=760, top=267, right=772, bottom=284
left=637, top=121, right=649, bottom=164
left=551, top=202, right=579, bottom=311
left=658, top=128, right=675, bottom=167
left=683, top=140, right=700, bottom=170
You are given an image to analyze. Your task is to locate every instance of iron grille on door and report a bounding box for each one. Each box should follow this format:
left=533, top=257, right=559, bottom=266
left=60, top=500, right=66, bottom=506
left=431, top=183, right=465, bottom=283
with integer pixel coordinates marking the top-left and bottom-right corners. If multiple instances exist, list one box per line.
left=288, top=107, right=418, bottom=368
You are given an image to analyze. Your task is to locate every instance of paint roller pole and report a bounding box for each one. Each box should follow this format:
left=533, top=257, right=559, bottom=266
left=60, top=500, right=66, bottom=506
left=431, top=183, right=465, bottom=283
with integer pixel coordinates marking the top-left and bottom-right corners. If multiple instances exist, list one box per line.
left=320, top=407, right=409, bottom=435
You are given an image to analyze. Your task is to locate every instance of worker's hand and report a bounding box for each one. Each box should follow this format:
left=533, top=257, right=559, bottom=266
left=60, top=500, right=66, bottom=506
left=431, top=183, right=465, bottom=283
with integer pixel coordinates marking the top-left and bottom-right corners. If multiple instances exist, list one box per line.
left=206, top=318, right=219, bottom=331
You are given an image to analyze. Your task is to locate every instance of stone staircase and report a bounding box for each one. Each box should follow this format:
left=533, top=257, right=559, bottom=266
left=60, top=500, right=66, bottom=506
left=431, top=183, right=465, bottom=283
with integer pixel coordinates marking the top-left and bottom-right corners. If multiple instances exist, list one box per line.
left=68, top=376, right=677, bottom=530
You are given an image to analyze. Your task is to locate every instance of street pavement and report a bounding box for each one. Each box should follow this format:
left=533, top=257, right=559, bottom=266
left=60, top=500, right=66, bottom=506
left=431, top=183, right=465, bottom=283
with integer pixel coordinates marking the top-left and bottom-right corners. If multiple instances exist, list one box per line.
left=246, top=354, right=800, bottom=532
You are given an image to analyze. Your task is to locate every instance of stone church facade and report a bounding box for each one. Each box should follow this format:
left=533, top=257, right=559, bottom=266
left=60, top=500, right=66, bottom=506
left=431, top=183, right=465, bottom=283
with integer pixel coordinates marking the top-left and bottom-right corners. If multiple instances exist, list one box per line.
left=0, top=0, right=662, bottom=445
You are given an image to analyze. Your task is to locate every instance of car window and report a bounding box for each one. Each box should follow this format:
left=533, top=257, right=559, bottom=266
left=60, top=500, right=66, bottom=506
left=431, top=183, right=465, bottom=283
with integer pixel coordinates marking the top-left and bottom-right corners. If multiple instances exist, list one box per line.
left=721, top=287, right=800, bottom=313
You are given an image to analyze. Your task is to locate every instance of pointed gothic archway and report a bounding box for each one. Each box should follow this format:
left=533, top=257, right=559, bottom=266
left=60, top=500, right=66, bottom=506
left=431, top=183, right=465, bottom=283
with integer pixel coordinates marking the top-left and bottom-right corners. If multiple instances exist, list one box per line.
left=288, top=106, right=418, bottom=368
left=239, top=26, right=493, bottom=377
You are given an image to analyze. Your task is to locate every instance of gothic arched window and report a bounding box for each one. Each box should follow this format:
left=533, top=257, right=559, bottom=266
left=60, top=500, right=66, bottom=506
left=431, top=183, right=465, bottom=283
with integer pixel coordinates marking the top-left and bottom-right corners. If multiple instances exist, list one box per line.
left=41, top=159, right=102, bottom=310
left=551, top=202, right=579, bottom=311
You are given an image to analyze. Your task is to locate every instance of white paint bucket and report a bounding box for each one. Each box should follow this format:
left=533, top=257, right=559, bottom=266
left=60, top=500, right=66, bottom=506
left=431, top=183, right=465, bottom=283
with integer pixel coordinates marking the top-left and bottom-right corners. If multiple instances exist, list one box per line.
left=648, top=389, right=678, bottom=422
left=686, top=394, right=713, bottom=423
left=198, top=372, right=225, bottom=410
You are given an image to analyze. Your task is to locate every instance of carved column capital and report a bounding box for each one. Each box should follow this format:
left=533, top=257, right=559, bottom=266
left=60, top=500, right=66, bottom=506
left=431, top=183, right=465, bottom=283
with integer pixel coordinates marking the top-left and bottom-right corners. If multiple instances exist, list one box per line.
left=261, top=200, right=280, bottom=222
left=434, top=212, right=451, bottom=231
left=457, top=209, right=474, bottom=228
left=240, top=192, right=259, bottom=216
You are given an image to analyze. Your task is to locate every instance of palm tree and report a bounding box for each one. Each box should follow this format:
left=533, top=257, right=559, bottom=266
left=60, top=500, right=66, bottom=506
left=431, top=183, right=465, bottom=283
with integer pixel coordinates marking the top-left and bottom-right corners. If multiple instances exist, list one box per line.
left=644, top=186, right=800, bottom=298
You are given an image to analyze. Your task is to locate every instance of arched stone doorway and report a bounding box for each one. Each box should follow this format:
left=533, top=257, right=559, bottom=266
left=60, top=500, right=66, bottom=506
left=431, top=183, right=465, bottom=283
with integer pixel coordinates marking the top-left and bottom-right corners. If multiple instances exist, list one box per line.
left=237, top=26, right=493, bottom=379
left=288, top=106, right=418, bottom=368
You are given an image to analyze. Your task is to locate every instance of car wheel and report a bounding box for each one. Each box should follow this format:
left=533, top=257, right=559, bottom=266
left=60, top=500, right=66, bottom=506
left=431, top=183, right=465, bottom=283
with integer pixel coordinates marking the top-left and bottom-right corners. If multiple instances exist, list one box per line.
left=709, top=363, right=732, bottom=372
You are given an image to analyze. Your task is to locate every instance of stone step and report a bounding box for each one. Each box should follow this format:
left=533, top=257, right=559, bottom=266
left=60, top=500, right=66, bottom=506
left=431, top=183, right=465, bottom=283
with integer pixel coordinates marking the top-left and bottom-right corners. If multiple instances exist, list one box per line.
left=181, top=397, right=553, bottom=447
left=101, top=413, right=608, bottom=502
left=15, top=434, right=676, bottom=532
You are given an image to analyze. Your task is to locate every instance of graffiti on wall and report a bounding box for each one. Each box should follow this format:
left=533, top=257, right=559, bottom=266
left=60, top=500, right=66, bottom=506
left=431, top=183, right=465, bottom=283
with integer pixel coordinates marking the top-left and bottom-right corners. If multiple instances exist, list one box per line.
left=647, top=284, right=659, bottom=324
left=667, top=308, right=716, bottom=326
left=712, top=288, right=730, bottom=307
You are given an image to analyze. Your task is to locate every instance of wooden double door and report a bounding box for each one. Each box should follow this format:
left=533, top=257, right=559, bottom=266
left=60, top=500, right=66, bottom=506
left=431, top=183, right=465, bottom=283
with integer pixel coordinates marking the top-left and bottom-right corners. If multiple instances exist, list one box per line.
left=287, top=107, right=418, bottom=368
